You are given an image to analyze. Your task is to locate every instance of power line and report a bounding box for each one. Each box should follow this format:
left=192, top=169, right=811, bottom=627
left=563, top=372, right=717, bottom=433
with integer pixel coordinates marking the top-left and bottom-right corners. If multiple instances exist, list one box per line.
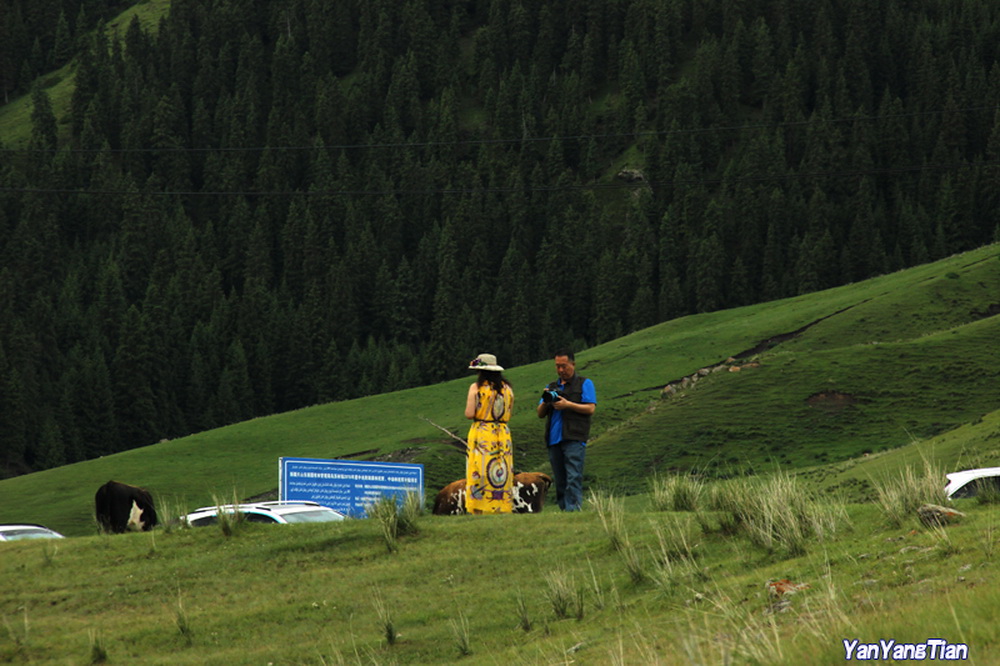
left=1, top=104, right=997, bottom=155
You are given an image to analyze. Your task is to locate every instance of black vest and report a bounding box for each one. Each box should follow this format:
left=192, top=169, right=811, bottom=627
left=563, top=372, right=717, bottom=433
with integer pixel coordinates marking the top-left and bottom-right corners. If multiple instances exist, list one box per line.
left=546, top=374, right=592, bottom=443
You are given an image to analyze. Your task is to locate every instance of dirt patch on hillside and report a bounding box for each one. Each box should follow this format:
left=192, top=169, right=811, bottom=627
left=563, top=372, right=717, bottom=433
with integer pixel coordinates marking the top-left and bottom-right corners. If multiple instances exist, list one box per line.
left=732, top=303, right=864, bottom=359
left=807, top=391, right=856, bottom=413
left=619, top=302, right=867, bottom=399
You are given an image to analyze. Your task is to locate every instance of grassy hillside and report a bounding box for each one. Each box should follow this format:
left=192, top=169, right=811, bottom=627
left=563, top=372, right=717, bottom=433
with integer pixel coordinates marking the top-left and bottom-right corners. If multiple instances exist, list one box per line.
left=2, top=247, right=999, bottom=663
left=585, top=245, right=1000, bottom=490
left=2, top=471, right=998, bottom=664
left=1, top=244, right=997, bottom=537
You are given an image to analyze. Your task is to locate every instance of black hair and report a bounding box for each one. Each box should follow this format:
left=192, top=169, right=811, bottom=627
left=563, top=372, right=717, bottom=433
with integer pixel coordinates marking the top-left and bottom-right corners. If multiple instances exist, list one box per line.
left=477, top=370, right=511, bottom=392
left=554, top=348, right=575, bottom=361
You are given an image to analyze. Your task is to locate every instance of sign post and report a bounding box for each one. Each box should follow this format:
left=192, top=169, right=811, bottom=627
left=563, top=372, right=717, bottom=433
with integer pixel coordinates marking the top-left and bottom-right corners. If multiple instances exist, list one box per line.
left=279, top=457, right=424, bottom=518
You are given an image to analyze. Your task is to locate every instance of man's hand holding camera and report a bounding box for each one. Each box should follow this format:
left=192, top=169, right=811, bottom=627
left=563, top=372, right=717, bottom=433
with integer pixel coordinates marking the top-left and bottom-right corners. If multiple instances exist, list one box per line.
left=540, top=388, right=595, bottom=415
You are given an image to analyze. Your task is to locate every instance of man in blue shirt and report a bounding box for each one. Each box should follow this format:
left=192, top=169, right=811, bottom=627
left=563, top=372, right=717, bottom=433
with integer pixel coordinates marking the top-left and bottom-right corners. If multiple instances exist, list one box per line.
left=536, top=349, right=596, bottom=511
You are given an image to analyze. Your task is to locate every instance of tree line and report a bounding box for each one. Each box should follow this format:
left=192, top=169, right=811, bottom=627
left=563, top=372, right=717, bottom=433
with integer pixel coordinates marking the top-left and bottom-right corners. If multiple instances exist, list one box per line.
left=2, top=0, right=1000, bottom=476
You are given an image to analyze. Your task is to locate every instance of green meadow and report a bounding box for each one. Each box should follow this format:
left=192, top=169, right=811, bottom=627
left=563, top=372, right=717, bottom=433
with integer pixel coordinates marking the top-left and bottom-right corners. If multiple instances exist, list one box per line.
left=2, top=244, right=996, bottom=536
left=1, top=245, right=999, bottom=663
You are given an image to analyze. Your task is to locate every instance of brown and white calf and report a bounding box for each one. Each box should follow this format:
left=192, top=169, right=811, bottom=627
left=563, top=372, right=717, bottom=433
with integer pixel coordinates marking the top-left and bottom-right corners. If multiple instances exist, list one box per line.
left=432, top=472, right=552, bottom=515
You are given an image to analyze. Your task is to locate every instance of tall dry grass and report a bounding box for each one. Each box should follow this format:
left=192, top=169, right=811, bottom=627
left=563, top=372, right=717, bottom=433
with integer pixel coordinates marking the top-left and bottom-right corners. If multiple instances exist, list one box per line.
left=871, top=458, right=948, bottom=527
left=708, top=472, right=849, bottom=555
left=649, top=473, right=706, bottom=512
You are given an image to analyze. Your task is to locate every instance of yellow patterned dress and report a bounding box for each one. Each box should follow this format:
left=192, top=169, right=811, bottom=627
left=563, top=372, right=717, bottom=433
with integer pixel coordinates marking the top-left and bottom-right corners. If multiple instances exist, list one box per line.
left=466, top=381, right=514, bottom=514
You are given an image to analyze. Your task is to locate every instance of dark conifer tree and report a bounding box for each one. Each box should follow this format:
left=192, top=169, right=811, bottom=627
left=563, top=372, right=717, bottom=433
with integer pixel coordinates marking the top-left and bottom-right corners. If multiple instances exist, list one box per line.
left=112, top=306, right=158, bottom=450
left=214, top=339, right=253, bottom=426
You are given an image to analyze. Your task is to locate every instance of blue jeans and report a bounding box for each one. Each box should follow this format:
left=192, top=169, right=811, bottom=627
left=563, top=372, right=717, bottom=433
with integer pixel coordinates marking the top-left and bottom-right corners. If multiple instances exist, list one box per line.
left=548, top=440, right=586, bottom=511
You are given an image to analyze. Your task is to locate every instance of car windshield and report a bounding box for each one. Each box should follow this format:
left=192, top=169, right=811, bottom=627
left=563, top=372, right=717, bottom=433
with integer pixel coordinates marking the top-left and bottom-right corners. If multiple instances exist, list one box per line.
left=280, top=510, right=342, bottom=524
left=2, top=528, right=60, bottom=541
left=953, top=475, right=1000, bottom=499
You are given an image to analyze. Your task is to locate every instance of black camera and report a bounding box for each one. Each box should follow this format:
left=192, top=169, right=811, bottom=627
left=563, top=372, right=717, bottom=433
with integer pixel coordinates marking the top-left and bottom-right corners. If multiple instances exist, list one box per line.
left=541, top=388, right=565, bottom=404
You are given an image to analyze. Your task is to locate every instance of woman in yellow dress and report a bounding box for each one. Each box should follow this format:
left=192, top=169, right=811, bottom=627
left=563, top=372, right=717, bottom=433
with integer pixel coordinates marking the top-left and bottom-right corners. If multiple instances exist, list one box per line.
left=464, top=353, right=514, bottom=514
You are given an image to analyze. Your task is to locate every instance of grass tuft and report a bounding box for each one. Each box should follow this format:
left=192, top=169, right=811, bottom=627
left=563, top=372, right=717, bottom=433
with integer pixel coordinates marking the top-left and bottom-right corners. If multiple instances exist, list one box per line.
left=981, top=515, right=998, bottom=560
left=371, top=586, right=397, bottom=647
left=707, top=472, right=848, bottom=555
left=368, top=496, right=401, bottom=553
left=544, top=569, right=581, bottom=620
left=175, top=592, right=194, bottom=647
left=650, top=473, right=705, bottom=511
left=514, top=590, right=532, bottom=632
left=2, top=605, right=29, bottom=652
left=589, top=492, right=627, bottom=551
left=368, top=492, right=422, bottom=554
left=586, top=559, right=608, bottom=611
left=88, top=629, right=108, bottom=664
left=872, top=459, right=948, bottom=527
left=650, top=519, right=699, bottom=591
left=449, top=610, right=472, bottom=657
left=398, top=490, right=423, bottom=536
left=42, top=542, right=58, bottom=567
left=618, top=537, right=647, bottom=585
left=159, top=496, right=191, bottom=534
left=212, top=489, right=244, bottom=538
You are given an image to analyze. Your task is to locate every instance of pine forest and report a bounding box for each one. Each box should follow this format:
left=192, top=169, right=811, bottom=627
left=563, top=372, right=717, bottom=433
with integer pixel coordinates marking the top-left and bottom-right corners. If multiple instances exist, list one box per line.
left=2, top=0, right=1000, bottom=476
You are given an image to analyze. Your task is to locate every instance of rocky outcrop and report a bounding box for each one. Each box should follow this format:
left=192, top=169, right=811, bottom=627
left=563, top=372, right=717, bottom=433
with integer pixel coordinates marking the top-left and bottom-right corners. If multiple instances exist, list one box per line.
left=917, top=503, right=966, bottom=527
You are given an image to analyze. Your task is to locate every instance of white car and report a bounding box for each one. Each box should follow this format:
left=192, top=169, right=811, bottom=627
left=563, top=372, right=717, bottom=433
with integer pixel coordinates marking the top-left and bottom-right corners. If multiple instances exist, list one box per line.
left=183, top=501, right=346, bottom=527
left=944, top=467, right=1000, bottom=499
left=0, top=524, right=65, bottom=541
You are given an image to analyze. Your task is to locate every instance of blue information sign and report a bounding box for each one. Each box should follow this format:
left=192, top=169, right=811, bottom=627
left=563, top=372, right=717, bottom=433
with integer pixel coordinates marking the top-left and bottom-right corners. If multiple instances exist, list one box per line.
left=279, top=457, right=424, bottom=518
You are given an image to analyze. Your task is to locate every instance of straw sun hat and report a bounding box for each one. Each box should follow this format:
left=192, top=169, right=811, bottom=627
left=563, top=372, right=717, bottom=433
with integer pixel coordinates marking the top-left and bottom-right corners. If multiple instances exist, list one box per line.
left=468, top=353, right=504, bottom=372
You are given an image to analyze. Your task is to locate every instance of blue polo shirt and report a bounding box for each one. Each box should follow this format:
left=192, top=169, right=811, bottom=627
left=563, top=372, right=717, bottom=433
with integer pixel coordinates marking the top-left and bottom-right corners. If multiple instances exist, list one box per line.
left=541, top=378, right=597, bottom=446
